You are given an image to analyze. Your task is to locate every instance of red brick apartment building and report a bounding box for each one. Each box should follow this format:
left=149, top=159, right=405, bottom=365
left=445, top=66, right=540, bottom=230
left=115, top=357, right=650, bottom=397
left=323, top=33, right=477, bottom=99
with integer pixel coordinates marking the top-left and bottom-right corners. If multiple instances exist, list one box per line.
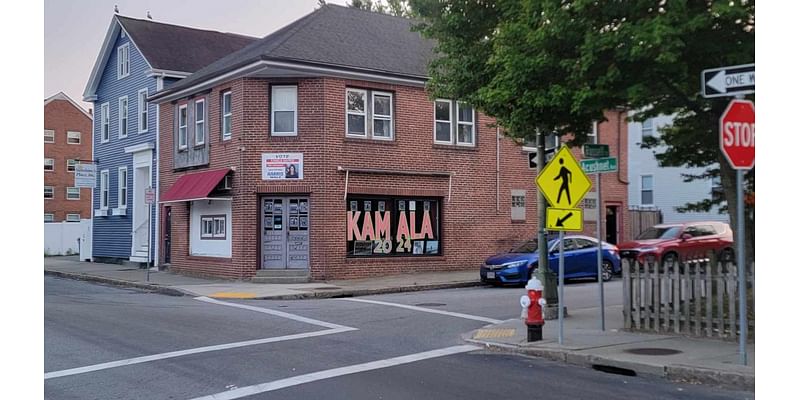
left=44, top=92, right=92, bottom=222
left=151, top=5, right=628, bottom=281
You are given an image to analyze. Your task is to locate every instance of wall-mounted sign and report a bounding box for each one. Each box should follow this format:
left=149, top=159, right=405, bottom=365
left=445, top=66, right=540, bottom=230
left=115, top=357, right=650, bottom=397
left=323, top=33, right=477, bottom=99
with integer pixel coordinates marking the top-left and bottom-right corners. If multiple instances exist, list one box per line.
left=346, top=196, right=441, bottom=257
left=74, top=163, right=96, bottom=188
left=262, top=153, right=303, bottom=180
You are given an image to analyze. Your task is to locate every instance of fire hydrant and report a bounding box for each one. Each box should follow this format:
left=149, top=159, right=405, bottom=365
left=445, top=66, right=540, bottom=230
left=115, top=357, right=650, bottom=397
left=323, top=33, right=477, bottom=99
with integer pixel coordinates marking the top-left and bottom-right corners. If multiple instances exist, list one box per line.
left=519, top=276, right=547, bottom=342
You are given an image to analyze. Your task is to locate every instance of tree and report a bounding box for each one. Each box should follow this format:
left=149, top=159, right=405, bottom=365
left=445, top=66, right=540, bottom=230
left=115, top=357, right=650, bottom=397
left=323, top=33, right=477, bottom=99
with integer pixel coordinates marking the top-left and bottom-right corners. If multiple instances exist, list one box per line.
left=411, top=0, right=755, bottom=266
left=348, top=0, right=413, bottom=17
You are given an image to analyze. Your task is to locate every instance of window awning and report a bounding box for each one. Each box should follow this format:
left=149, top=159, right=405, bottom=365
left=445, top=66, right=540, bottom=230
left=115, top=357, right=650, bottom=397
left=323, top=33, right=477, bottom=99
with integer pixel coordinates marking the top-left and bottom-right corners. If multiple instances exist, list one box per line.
left=160, top=168, right=231, bottom=203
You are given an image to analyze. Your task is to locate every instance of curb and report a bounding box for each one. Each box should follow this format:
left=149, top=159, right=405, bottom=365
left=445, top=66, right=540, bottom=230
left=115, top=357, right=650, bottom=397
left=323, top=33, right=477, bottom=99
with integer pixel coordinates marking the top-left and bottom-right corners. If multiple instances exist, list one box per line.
left=464, top=335, right=754, bottom=391
left=45, top=270, right=187, bottom=297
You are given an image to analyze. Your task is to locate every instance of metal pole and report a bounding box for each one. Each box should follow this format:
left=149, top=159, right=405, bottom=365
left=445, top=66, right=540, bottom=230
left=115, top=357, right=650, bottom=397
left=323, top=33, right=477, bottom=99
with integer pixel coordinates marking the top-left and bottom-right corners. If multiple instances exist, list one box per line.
left=558, top=230, right=565, bottom=345
left=146, top=202, right=151, bottom=282
left=737, top=169, right=747, bottom=365
left=597, top=174, right=605, bottom=330
left=537, top=132, right=556, bottom=312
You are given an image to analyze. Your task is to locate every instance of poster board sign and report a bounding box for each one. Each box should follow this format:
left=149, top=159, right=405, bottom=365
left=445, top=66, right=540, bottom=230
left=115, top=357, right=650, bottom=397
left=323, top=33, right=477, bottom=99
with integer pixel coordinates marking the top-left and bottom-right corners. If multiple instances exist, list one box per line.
left=262, top=153, right=303, bottom=180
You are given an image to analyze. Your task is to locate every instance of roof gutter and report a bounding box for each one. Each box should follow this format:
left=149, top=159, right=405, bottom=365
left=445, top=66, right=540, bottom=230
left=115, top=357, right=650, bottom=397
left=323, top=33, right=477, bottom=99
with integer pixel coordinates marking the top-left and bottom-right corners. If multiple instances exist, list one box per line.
left=146, top=68, right=191, bottom=79
left=149, top=60, right=269, bottom=103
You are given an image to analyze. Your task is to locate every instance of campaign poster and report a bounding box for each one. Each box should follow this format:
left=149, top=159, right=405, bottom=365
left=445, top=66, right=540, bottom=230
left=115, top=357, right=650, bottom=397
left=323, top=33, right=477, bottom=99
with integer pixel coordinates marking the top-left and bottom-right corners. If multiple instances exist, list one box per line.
left=262, top=153, right=303, bottom=180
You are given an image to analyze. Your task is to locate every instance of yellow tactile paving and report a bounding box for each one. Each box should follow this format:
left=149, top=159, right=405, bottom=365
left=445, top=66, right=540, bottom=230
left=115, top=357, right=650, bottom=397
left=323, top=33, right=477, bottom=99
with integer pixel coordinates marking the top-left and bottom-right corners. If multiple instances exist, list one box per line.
left=473, top=328, right=516, bottom=339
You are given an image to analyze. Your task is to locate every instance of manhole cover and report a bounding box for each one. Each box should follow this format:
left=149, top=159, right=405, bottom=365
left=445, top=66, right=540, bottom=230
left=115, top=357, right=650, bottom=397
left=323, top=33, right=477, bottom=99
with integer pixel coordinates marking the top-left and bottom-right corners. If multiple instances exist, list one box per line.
left=414, top=303, right=446, bottom=307
left=624, top=348, right=682, bottom=356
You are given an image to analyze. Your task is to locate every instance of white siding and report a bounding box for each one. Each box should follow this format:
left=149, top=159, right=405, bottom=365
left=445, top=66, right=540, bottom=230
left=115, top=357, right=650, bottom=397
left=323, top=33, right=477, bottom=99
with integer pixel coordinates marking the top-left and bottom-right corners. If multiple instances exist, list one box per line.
left=189, top=200, right=232, bottom=258
left=627, top=113, right=729, bottom=224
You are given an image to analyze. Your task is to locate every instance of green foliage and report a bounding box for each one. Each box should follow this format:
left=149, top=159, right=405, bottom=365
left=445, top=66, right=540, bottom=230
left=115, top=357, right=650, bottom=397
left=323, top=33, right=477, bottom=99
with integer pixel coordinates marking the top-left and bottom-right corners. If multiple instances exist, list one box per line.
left=348, top=0, right=412, bottom=17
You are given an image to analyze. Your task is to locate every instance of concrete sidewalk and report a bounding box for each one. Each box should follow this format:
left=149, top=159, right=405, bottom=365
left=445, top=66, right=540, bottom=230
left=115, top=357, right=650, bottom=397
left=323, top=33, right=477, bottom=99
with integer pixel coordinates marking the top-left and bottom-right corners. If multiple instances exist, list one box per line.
left=43, top=256, right=482, bottom=299
left=464, top=305, right=754, bottom=391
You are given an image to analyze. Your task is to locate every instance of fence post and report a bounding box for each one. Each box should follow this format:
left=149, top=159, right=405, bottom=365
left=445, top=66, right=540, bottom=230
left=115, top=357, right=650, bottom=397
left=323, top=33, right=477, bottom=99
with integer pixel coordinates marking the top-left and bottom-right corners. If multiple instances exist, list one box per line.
left=654, top=258, right=661, bottom=333
left=706, top=251, right=715, bottom=337
left=716, top=260, right=724, bottom=338
left=728, top=260, right=737, bottom=339
left=623, top=258, right=631, bottom=330
left=644, top=259, right=651, bottom=330
left=694, top=257, right=702, bottom=336
left=634, top=259, right=641, bottom=330
left=673, top=258, right=680, bottom=334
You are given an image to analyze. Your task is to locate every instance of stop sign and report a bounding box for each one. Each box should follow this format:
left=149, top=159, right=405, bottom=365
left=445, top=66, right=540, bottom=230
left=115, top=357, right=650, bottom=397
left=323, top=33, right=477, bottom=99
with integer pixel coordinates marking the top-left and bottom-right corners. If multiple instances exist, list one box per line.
left=720, top=99, right=755, bottom=169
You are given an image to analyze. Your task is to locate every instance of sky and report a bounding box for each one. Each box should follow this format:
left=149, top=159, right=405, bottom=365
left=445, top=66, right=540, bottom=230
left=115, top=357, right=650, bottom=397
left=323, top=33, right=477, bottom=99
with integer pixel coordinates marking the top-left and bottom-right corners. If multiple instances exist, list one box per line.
left=44, top=0, right=349, bottom=111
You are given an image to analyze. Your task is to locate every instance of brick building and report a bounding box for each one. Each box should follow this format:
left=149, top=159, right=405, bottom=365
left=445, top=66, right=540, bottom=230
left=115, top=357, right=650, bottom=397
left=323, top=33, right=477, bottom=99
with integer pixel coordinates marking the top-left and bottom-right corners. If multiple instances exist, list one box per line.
left=44, top=92, right=92, bottom=222
left=151, top=5, right=628, bottom=281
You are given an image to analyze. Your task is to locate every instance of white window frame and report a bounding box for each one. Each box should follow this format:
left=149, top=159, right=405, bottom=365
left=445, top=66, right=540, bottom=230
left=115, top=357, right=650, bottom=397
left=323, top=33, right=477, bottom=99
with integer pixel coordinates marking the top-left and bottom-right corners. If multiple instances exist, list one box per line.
left=345, top=88, right=368, bottom=138
left=222, top=91, right=232, bottom=140
left=433, top=99, right=453, bottom=145
left=101, top=103, right=110, bottom=143
left=588, top=121, right=598, bottom=144
left=138, top=88, right=148, bottom=133
left=67, top=159, right=76, bottom=173
left=200, top=215, right=227, bottom=239
left=371, top=91, right=394, bottom=140
left=67, top=131, right=81, bottom=145
left=201, top=217, right=214, bottom=238
left=271, top=85, right=298, bottom=136
left=178, top=104, right=188, bottom=150
left=44, top=129, right=55, bottom=143
left=118, top=167, right=128, bottom=209
left=44, top=158, right=54, bottom=172
left=214, top=216, right=226, bottom=238
left=66, top=214, right=81, bottom=223
left=44, top=213, right=54, bottom=223
left=100, top=170, right=109, bottom=210
left=194, top=99, right=206, bottom=145
left=641, top=175, right=654, bottom=206
left=455, top=102, right=475, bottom=146
left=44, top=186, right=54, bottom=200
left=642, top=118, right=654, bottom=139
left=66, top=187, right=80, bottom=201
left=117, top=43, right=130, bottom=79
left=119, top=96, right=128, bottom=139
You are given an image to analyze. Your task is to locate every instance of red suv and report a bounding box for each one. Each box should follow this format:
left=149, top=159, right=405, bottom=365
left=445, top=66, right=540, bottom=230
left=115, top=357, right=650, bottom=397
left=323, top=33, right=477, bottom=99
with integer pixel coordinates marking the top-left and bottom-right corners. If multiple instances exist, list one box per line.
left=618, top=221, right=734, bottom=264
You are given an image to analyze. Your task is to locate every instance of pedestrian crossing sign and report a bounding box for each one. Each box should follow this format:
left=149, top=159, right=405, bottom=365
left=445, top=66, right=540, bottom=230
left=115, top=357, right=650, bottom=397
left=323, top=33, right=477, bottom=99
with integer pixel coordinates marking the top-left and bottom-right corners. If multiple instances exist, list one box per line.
left=536, top=146, right=592, bottom=209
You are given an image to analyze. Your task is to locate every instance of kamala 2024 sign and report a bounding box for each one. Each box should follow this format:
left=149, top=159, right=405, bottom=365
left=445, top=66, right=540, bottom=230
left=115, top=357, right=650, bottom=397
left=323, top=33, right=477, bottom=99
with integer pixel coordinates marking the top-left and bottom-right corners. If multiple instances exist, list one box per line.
left=346, top=197, right=441, bottom=257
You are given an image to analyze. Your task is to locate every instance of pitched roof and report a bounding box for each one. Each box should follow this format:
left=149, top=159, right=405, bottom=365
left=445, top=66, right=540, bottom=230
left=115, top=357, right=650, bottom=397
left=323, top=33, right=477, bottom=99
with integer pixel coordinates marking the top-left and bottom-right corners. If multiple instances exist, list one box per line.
left=45, top=92, right=92, bottom=119
left=116, top=16, right=257, bottom=73
left=152, top=5, right=436, bottom=101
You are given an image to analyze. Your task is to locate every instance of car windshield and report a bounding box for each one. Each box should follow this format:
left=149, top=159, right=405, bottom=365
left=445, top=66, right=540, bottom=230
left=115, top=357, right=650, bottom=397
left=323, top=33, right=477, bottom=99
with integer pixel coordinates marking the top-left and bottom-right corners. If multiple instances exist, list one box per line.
left=636, top=226, right=682, bottom=240
left=510, top=240, right=539, bottom=253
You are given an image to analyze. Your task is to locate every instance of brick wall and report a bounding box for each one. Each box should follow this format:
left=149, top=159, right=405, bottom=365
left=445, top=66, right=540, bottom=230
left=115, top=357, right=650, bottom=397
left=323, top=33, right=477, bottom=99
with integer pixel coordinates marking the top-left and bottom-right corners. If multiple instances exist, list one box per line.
left=159, top=76, right=629, bottom=280
left=44, top=99, right=92, bottom=221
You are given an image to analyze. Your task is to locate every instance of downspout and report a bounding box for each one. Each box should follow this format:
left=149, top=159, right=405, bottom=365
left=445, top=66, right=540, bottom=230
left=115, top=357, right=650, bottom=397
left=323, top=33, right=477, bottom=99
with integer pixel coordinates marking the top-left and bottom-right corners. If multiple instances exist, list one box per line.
left=496, top=127, right=500, bottom=214
left=154, top=76, right=163, bottom=267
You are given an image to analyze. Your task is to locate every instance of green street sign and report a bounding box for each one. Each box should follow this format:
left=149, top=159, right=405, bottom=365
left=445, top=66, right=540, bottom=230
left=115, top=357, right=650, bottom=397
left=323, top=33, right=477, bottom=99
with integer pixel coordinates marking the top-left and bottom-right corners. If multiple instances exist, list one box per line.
left=580, top=157, right=618, bottom=174
left=583, top=144, right=609, bottom=158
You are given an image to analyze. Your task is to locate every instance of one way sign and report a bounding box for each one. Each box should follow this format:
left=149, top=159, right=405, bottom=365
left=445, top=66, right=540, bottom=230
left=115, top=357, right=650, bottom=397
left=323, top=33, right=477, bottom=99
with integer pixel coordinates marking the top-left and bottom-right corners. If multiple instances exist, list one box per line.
left=702, top=63, right=755, bottom=98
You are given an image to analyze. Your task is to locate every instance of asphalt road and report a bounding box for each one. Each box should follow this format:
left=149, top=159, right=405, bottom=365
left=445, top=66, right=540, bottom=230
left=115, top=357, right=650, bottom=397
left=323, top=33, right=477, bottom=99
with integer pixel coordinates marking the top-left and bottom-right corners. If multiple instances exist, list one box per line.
left=44, top=276, right=752, bottom=400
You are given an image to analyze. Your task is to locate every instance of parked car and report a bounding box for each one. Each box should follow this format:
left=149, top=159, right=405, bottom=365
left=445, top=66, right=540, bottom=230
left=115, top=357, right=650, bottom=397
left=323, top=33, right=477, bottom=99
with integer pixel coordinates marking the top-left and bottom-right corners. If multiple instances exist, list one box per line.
left=618, top=221, right=734, bottom=265
left=480, top=235, right=621, bottom=286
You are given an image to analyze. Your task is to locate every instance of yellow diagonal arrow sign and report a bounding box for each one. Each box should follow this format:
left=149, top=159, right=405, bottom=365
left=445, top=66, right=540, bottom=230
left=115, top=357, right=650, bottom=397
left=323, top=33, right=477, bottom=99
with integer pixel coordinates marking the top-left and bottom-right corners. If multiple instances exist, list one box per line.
left=536, top=146, right=592, bottom=208
left=546, top=208, right=583, bottom=231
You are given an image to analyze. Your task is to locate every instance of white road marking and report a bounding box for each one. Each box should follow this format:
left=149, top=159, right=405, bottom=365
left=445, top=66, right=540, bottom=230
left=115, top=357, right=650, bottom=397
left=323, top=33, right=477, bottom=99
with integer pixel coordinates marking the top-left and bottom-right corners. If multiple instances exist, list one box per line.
left=190, top=345, right=480, bottom=400
left=44, top=327, right=357, bottom=380
left=195, top=296, right=351, bottom=330
left=340, top=298, right=502, bottom=324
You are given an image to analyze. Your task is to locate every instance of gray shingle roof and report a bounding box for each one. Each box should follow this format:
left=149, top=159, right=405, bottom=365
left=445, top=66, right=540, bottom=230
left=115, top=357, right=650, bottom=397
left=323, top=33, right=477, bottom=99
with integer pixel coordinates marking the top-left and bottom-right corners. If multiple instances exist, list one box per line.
left=116, top=15, right=257, bottom=73
left=154, top=5, right=436, bottom=99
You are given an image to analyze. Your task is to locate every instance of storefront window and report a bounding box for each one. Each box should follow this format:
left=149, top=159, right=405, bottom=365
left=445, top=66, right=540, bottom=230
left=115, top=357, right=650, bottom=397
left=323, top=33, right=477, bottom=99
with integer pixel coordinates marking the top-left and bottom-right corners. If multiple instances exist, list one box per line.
left=346, top=196, right=441, bottom=257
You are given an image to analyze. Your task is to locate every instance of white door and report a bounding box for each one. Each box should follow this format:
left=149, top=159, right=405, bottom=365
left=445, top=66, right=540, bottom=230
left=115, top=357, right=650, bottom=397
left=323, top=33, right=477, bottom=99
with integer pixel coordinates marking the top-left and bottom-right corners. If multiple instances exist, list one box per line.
left=131, top=150, right=152, bottom=261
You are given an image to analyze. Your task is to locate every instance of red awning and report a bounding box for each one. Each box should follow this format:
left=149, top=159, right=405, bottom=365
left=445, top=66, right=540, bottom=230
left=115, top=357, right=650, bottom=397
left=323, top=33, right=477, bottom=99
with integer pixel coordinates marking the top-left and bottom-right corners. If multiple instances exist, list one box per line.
left=161, top=168, right=231, bottom=203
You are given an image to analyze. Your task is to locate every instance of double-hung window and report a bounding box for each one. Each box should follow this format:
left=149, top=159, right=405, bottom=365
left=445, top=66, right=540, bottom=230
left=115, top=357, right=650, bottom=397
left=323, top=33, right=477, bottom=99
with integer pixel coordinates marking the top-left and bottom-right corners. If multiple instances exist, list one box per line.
left=641, top=175, right=654, bottom=205
left=67, top=131, right=81, bottom=144
left=346, top=88, right=393, bottom=140
left=118, top=167, right=127, bottom=209
left=119, top=96, right=128, bottom=138
left=66, top=187, right=80, bottom=200
left=44, top=129, right=55, bottom=143
left=642, top=118, right=654, bottom=139
left=194, top=99, right=205, bottom=146
left=44, top=186, right=54, bottom=199
left=117, top=43, right=130, bottom=79
left=434, top=99, right=475, bottom=146
left=138, top=88, right=148, bottom=133
left=222, top=91, right=232, bottom=140
left=100, top=170, right=109, bottom=210
left=67, top=159, right=76, bottom=172
left=271, top=86, right=297, bottom=136
left=44, top=158, right=54, bottom=171
left=101, top=103, right=110, bottom=142
left=178, top=105, right=188, bottom=149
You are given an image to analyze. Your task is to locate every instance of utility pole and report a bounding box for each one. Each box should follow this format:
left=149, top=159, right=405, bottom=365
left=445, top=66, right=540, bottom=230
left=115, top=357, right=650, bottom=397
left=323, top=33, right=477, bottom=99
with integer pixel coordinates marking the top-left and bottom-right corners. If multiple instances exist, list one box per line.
left=536, top=131, right=558, bottom=318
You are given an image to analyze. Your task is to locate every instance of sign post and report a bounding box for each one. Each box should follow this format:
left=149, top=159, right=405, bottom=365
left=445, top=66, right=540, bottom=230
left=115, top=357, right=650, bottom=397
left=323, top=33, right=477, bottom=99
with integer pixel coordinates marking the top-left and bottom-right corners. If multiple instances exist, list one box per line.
left=536, top=146, right=592, bottom=344
left=719, top=98, right=754, bottom=366
left=145, top=187, right=156, bottom=282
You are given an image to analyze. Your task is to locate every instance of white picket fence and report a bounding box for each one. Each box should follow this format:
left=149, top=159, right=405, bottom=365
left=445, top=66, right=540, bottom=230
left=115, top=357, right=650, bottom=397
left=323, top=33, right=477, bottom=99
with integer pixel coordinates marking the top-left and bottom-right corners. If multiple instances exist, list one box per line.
left=44, top=219, right=91, bottom=258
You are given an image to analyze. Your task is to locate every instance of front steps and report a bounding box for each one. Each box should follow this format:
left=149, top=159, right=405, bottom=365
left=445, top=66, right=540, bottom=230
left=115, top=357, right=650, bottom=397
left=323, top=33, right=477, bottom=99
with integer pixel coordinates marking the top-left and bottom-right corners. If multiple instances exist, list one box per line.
left=251, top=269, right=310, bottom=284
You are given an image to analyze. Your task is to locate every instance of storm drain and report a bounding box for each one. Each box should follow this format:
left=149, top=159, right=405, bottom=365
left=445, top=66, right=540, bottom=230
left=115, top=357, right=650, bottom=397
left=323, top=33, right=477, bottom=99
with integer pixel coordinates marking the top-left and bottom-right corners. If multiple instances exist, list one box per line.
left=414, top=303, right=447, bottom=307
left=624, top=348, right=683, bottom=356
left=592, top=365, right=637, bottom=376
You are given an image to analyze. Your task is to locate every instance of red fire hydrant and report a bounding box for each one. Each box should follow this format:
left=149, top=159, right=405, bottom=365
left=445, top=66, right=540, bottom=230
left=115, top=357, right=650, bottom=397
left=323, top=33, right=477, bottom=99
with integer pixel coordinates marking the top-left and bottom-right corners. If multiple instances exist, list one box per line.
left=520, top=276, right=546, bottom=341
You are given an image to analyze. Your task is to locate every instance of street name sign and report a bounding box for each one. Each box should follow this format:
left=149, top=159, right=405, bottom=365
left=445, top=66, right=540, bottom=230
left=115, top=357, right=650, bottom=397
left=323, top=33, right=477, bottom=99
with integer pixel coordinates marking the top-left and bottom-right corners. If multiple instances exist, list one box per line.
left=702, top=63, right=755, bottom=98
left=546, top=208, right=583, bottom=231
left=720, top=99, right=755, bottom=170
left=74, top=164, right=96, bottom=188
left=536, top=147, right=592, bottom=209
left=583, top=144, right=609, bottom=158
left=580, top=157, right=618, bottom=174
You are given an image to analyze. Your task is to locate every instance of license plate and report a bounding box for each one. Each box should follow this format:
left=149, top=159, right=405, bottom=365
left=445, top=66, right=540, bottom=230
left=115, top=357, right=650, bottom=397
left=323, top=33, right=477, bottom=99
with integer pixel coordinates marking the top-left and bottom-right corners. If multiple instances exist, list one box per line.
left=487, top=272, right=496, bottom=279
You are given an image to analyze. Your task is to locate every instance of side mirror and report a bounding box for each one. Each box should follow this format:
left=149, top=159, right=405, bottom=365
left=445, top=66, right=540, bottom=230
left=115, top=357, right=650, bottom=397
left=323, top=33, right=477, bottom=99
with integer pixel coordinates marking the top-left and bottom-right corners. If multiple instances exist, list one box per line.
left=681, top=233, right=692, bottom=241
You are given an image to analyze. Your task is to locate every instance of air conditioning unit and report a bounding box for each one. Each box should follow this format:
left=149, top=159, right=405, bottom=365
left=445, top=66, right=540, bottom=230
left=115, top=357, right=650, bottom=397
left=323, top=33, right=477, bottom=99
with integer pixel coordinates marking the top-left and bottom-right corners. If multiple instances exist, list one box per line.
left=216, top=175, right=233, bottom=190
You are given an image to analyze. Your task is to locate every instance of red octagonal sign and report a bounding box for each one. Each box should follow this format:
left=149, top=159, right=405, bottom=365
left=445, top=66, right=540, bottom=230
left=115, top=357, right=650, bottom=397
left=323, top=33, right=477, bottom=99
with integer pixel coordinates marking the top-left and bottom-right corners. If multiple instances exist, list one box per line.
left=720, top=99, right=755, bottom=169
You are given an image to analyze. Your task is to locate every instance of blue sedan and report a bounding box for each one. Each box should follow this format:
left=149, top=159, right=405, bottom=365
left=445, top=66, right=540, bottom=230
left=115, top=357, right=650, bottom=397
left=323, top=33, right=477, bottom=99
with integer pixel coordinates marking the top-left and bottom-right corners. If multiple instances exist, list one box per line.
left=479, top=235, right=621, bottom=286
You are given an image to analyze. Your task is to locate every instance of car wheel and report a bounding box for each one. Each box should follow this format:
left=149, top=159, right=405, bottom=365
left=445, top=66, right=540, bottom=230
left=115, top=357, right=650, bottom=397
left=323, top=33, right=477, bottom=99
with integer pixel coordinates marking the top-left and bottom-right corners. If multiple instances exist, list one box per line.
left=600, top=260, right=614, bottom=282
